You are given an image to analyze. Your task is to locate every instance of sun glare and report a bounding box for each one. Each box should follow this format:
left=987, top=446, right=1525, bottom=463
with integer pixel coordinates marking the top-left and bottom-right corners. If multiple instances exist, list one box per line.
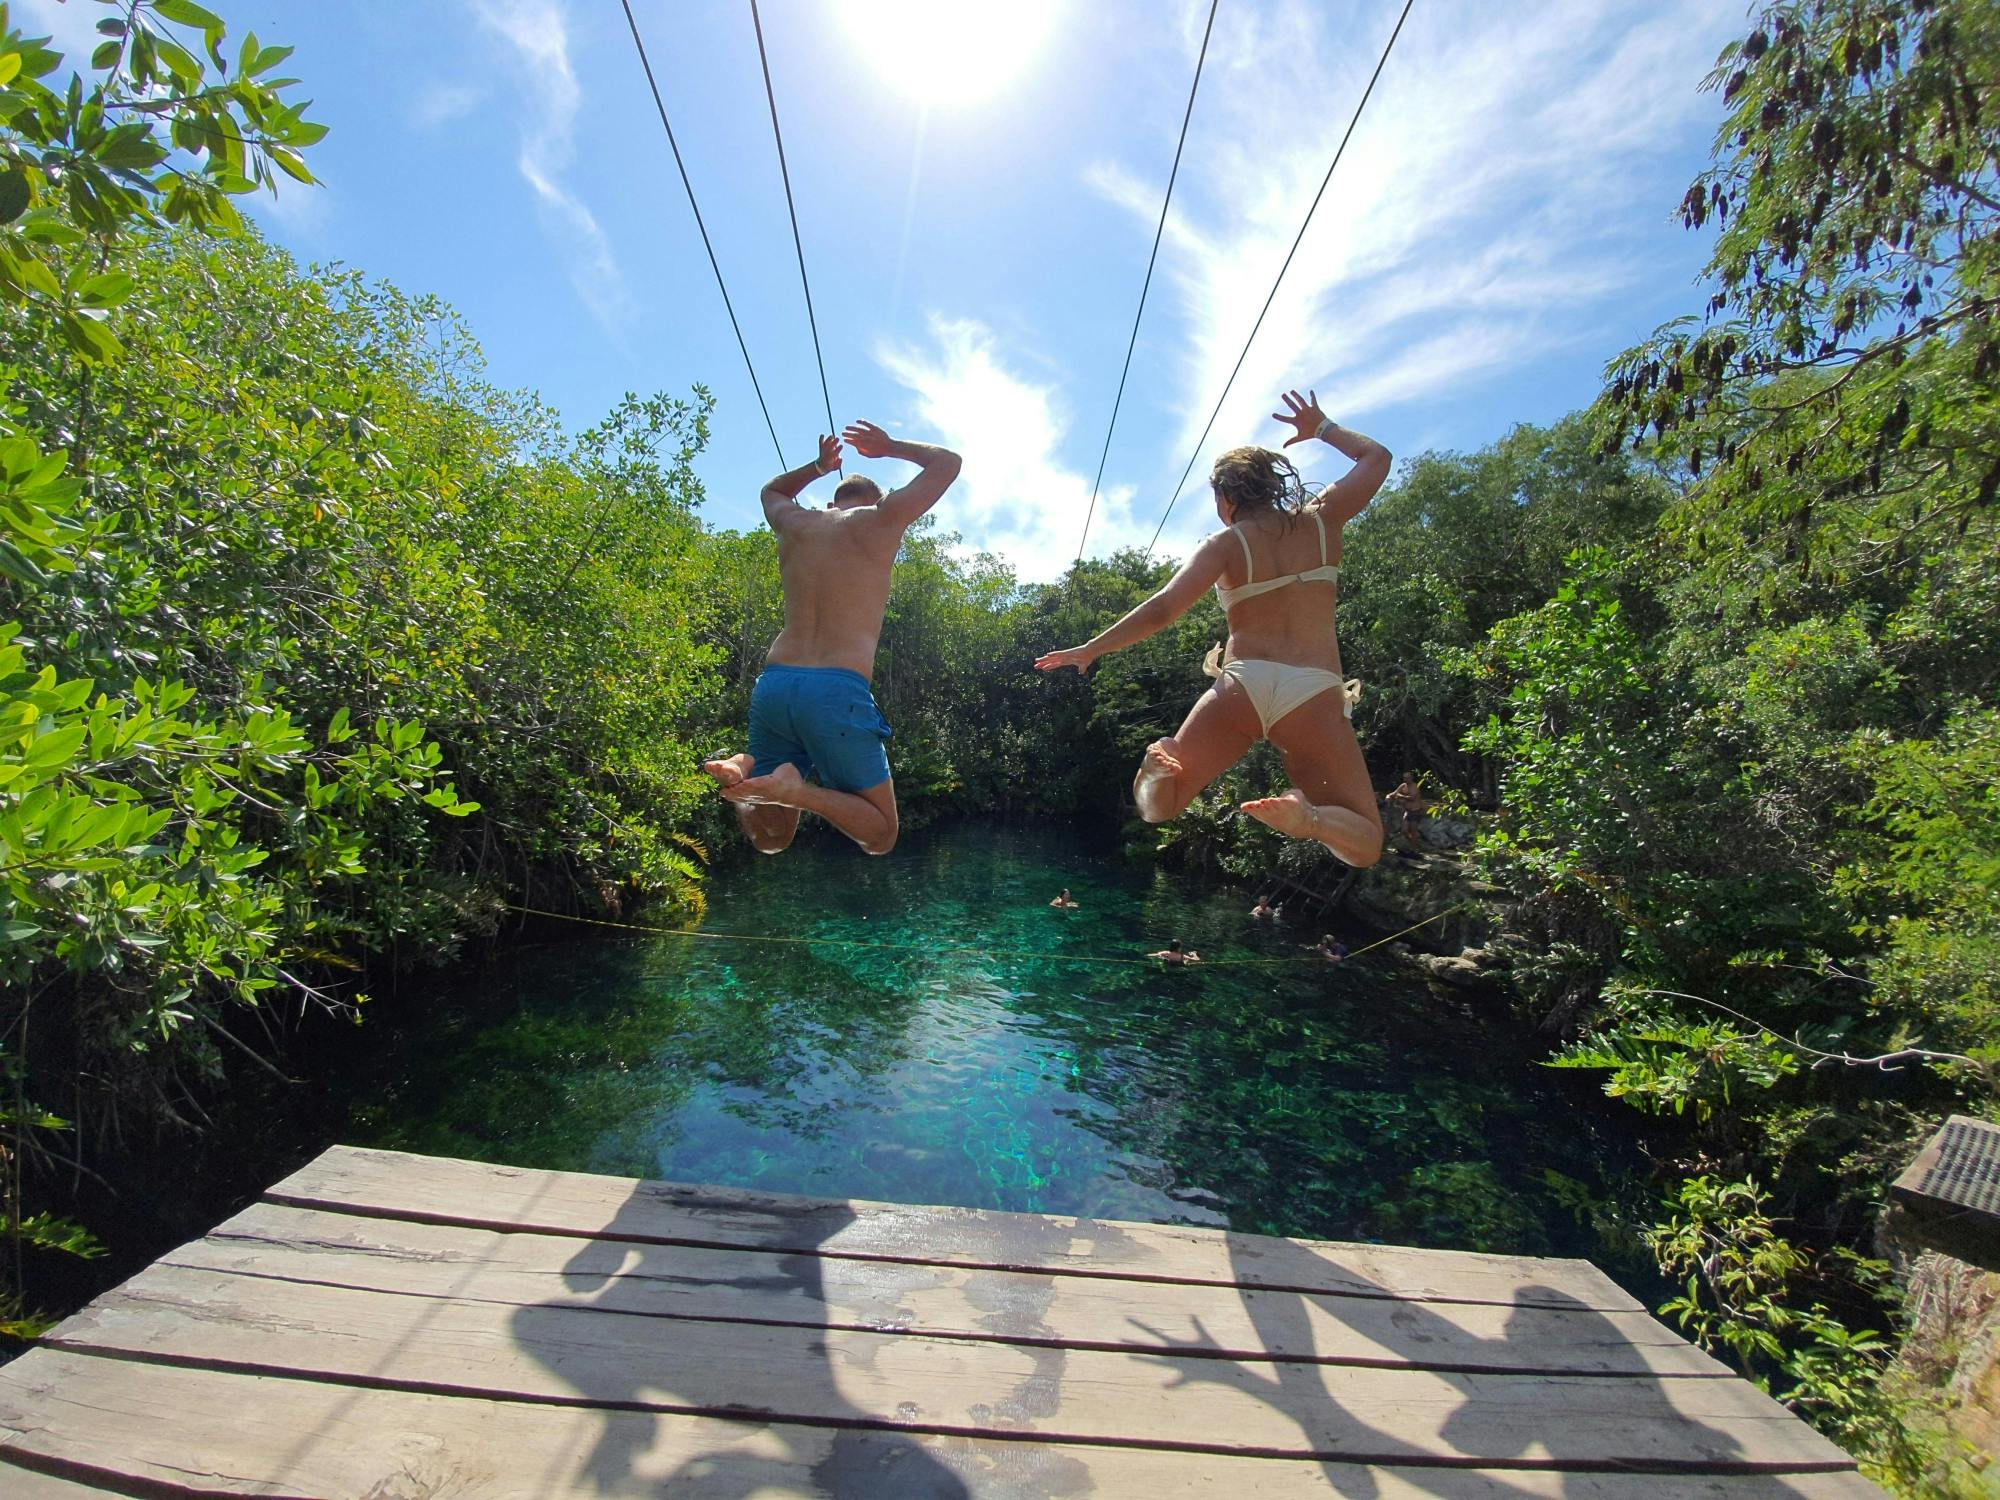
left=838, top=0, right=1062, bottom=108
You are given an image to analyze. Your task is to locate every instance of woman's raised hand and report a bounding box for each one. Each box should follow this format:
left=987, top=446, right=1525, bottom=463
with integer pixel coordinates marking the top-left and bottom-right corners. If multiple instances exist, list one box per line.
left=1035, top=645, right=1094, bottom=674
left=1271, top=389, right=1327, bottom=447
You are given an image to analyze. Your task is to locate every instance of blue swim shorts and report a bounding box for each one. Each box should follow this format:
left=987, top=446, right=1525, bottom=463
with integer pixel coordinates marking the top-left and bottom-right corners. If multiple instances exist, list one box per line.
left=746, top=663, right=894, bottom=793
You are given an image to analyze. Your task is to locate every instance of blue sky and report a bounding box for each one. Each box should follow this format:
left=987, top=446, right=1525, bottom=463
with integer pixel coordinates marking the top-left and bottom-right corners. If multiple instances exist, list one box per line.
left=27, top=0, right=1746, bottom=579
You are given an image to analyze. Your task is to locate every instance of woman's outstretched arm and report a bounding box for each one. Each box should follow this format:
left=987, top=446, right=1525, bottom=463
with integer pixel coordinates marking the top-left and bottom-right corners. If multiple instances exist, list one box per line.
left=1035, top=533, right=1232, bottom=674
left=1271, top=389, right=1391, bottom=524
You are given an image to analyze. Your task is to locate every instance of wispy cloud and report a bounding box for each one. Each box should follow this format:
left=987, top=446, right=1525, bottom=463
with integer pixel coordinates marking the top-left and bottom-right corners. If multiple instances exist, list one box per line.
left=1095, top=0, right=1738, bottom=550
left=11, top=0, right=100, bottom=67
left=876, top=315, right=1140, bottom=585
left=468, top=0, right=630, bottom=333
left=411, top=80, right=485, bottom=129
left=246, top=179, right=335, bottom=242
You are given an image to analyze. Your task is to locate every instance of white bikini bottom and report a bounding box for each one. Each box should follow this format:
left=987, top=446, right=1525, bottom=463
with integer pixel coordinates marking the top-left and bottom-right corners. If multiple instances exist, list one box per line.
left=1203, top=646, right=1360, bottom=735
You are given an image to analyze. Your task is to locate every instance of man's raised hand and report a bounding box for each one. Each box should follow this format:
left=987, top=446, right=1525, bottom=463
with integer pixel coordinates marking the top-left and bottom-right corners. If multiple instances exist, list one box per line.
left=842, top=420, right=892, bottom=459
left=817, top=432, right=843, bottom=473
left=1271, top=389, right=1328, bottom=448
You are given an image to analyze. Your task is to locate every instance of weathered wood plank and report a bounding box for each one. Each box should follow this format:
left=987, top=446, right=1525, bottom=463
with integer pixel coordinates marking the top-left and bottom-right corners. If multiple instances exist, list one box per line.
left=44, top=1262, right=1855, bottom=1472
left=174, top=1201, right=1726, bottom=1378
left=267, top=1145, right=1643, bottom=1312
left=0, top=1351, right=1883, bottom=1498
left=0, top=1457, right=128, bottom=1498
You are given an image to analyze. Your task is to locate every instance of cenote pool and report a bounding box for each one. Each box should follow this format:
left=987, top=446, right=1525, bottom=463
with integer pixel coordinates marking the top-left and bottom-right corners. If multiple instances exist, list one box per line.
left=344, top=823, right=1648, bottom=1265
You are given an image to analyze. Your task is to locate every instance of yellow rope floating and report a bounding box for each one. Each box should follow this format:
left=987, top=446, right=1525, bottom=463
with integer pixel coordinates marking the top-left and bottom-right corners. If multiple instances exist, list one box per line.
left=502, top=900, right=1469, bottom=971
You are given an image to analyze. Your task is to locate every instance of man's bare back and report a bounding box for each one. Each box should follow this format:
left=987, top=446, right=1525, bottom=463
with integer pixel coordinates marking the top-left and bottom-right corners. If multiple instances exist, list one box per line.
left=766, top=502, right=903, bottom=679
left=702, top=422, right=961, bottom=857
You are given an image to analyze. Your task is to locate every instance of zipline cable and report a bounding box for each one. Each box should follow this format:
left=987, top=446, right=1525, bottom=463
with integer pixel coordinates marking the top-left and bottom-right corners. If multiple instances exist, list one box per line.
left=1073, top=0, right=1220, bottom=571
left=503, top=900, right=1465, bottom=969
left=1142, top=0, right=1414, bottom=561
left=750, top=0, right=836, bottom=439
left=620, top=0, right=787, bottom=466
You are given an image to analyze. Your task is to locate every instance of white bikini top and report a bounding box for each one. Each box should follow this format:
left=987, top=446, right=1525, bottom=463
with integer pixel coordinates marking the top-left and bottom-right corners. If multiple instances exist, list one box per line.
left=1214, top=509, right=1339, bottom=610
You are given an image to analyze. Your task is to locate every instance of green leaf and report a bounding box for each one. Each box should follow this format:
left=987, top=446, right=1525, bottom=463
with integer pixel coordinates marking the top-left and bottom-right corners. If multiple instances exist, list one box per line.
left=13, top=210, right=84, bottom=245
left=96, top=123, right=168, bottom=171
left=76, top=271, right=134, bottom=308
left=149, top=32, right=204, bottom=86
left=1, top=919, right=42, bottom=942
left=58, top=310, right=122, bottom=364
left=91, top=40, right=122, bottom=70
left=22, top=723, right=85, bottom=769
left=0, top=167, right=26, bottom=225
left=0, top=539, right=48, bottom=585
left=265, top=144, right=312, bottom=185
left=0, top=52, right=22, bottom=88
left=152, top=0, right=225, bottom=31
left=19, top=255, right=60, bottom=299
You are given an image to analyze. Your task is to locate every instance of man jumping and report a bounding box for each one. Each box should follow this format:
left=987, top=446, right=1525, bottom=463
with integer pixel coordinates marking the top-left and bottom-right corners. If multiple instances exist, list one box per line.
left=702, top=420, right=961, bottom=856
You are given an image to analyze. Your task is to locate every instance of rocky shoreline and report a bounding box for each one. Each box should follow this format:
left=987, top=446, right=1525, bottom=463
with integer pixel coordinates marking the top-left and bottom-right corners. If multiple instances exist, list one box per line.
left=1340, top=841, right=1519, bottom=995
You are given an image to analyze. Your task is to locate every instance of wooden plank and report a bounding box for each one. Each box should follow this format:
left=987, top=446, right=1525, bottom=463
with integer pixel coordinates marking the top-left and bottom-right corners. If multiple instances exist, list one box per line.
left=43, top=1262, right=1857, bottom=1473
left=268, top=1145, right=1643, bottom=1312
left=173, top=1201, right=1727, bottom=1378
left=0, top=1457, right=128, bottom=1498
left=0, top=1351, right=1884, bottom=1498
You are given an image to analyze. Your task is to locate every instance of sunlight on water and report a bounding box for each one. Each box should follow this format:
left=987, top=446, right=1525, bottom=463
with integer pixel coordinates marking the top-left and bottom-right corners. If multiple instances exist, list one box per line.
left=349, top=824, right=1645, bottom=1260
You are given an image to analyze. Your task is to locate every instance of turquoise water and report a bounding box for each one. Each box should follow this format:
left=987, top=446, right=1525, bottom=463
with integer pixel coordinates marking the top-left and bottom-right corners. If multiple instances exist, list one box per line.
left=348, top=823, right=1642, bottom=1259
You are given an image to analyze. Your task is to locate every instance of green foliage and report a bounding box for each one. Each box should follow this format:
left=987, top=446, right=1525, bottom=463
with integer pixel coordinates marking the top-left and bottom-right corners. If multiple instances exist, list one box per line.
left=0, top=3, right=733, bottom=1337
left=1838, top=705, right=2000, bottom=1053
left=1550, top=1016, right=1802, bottom=1122
left=0, top=0, right=325, bottom=364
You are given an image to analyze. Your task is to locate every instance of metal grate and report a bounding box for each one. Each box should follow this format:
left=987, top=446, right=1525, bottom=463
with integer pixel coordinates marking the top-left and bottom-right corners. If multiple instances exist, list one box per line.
left=1903, top=1116, right=2000, bottom=1217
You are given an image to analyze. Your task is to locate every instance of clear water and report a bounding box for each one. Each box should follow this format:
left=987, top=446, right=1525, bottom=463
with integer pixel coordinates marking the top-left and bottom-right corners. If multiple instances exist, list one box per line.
left=347, top=823, right=1643, bottom=1261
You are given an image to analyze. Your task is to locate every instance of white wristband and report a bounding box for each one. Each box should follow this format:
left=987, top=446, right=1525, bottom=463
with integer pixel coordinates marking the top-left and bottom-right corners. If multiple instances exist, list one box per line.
left=1315, top=417, right=1340, bottom=442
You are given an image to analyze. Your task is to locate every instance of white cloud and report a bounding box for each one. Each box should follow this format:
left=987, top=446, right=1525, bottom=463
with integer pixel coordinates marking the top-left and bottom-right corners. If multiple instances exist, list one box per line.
left=875, top=315, right=1143, bottom=585
left=1096, top=0, right=1740, bottom=549
left=245, top=179, right=334, bottom=242
left=11, top=0, right=100, bottom=67
left=468, top=0, right=631, bottom=333
left=411, top=80, right=485, bottom=129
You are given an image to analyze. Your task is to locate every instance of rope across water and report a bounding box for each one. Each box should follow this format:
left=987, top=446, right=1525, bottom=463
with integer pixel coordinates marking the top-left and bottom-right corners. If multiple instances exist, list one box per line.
left=503, top=900, right=1466, bottom=970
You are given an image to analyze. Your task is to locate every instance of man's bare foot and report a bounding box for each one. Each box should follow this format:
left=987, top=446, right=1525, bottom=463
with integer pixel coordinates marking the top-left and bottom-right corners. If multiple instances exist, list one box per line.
left=723, top=760, right=806, bottom=806
left=1241, top=787, right=1320, bottom=840
left=702, top=753, right=752, bottom=790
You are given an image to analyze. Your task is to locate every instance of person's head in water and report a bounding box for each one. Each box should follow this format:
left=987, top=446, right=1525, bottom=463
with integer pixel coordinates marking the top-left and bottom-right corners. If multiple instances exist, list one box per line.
left=1168, top=938, right=1184, bottom=954
left=1211, top=445, right=1307, bottom=526
left=1060, top=889, right=1071, bottom=901
left=832, top=474, right=882, bottom=510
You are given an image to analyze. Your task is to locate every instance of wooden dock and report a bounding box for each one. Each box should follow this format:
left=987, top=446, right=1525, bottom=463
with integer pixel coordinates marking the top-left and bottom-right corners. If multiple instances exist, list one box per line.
left=0, top=1145, right=1879, bottom=1496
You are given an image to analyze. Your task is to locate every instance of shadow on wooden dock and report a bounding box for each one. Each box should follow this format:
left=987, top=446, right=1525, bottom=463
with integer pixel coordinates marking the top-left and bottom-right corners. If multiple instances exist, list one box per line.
left=0, top=1145, right=1881, bottom=1496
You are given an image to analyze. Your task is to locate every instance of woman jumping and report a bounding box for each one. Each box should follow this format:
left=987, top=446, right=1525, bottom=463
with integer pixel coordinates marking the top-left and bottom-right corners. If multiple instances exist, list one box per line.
left=1035, top=391, right=1390, bottom=867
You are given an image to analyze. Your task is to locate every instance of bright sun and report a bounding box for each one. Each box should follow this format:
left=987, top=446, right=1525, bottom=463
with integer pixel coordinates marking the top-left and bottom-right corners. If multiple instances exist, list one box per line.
left=838, top=0, right=1063, bottom=108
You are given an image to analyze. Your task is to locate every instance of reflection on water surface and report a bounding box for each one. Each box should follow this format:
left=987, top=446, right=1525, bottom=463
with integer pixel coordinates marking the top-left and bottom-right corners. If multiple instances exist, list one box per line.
left=350, top=823, right=1642, bottom=1259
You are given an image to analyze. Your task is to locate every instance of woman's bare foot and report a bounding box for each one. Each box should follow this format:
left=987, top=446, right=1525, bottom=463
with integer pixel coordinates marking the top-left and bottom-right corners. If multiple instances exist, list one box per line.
left=1134, top=739, right=1183, bottom=822
left=702, top=752, right=752, bottom=790
left=723, top=760, right=806, bottom=806
left=1241, top=787, right=1320, bottom=840
left=1243, top=789, right=1384, bottom=866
